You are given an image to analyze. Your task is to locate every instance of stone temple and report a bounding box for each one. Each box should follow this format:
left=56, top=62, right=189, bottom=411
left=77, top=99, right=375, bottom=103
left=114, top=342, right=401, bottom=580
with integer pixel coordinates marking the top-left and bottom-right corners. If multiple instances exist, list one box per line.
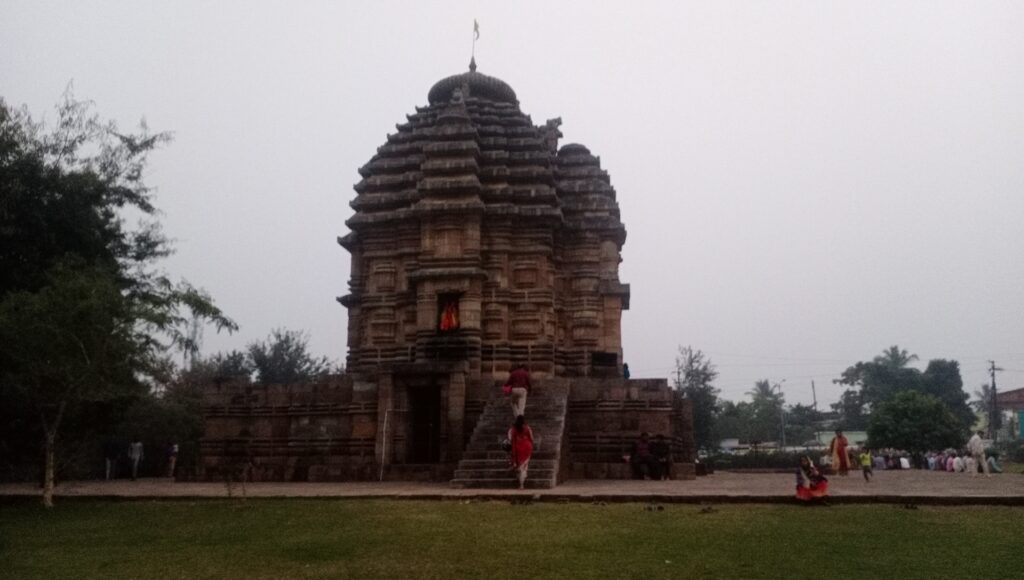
left=199, top=61, right=695, bottom=486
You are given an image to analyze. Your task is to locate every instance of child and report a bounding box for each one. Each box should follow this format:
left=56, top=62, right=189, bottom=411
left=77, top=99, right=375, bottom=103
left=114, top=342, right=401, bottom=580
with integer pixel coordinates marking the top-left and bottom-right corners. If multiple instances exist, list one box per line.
left=859, top=448, right=873, bottom=483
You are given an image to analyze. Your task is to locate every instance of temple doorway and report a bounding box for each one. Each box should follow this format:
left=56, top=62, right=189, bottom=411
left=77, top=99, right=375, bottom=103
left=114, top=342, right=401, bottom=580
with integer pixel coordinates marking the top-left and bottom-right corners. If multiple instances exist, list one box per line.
left=407, top=386, right=442, bottom=463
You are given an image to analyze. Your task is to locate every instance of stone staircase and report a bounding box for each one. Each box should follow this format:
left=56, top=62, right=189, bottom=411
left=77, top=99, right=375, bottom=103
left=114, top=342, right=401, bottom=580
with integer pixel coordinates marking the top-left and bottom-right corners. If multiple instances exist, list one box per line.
left=450, top=382, right=568, bottom=489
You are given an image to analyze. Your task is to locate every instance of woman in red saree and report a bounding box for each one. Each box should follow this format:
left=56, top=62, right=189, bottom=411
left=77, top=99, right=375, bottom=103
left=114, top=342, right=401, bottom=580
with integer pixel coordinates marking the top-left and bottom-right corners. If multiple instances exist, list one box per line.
left=508, top=415, right=534, bottom=490
left=829, top=429, right=850, bottom=475
left=796, top=455, right=829, bottom=502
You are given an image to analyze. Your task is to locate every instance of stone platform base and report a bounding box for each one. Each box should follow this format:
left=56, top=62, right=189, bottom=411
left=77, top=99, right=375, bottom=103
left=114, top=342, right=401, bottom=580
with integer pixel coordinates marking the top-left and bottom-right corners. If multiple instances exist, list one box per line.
left=570, top=462, right=696, bottom=480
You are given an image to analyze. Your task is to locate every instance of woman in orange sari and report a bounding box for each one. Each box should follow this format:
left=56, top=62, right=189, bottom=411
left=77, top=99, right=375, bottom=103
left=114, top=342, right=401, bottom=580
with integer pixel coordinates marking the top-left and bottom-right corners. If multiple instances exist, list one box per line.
left=508, top=415, right=534, bottom=490
left=796, top=455, right=829, bottom=503
left=829, top=429, right=850, bottom=476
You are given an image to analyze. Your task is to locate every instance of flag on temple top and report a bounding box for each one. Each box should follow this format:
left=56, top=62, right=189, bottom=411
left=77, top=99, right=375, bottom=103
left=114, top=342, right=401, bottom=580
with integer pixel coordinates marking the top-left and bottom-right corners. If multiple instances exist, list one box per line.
left=474, top=19, right=480, bottom=40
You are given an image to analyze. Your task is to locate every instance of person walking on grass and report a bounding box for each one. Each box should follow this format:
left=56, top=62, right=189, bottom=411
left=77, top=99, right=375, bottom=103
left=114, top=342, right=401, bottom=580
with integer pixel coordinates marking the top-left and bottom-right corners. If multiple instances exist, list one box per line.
left=967, top=431, right=991, bottom=477
left=508, top=415, right=534, bottom=490
left=507, top=363, right=531, bottom=418
left=859, top=448, right=873, bottom=483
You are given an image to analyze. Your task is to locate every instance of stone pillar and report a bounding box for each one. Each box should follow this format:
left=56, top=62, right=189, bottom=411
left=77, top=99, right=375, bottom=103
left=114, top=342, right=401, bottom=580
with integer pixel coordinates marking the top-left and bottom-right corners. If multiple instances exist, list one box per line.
left=447, top=370, right=466, bottom=462
left=374, top=373, right=394, bottom=467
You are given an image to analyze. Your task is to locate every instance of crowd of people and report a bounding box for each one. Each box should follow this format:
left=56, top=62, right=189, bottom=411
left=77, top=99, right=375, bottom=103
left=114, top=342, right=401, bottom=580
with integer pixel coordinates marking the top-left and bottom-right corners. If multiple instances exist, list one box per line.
left=102, top=440, right=179, bottom=481
left=628, top=432, right=673, bottom=480
left=821, top=429, right=1002, bottom=480
left=796, top=429, right=1005, bottom=503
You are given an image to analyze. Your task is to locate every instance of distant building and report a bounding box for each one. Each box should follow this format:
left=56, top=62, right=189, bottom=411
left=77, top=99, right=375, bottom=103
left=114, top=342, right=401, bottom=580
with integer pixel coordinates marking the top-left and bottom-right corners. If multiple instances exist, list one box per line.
left=995, top=386, right=1024, bottom=439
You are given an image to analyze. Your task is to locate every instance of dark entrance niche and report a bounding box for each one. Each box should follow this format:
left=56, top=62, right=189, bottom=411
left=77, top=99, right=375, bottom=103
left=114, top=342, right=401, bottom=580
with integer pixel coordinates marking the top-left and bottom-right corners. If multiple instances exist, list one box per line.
left=591, top=351, right=618, bottom=368
left=407, top=386, right=442, bottom=463
left=437, top=293, right=461, bottom=332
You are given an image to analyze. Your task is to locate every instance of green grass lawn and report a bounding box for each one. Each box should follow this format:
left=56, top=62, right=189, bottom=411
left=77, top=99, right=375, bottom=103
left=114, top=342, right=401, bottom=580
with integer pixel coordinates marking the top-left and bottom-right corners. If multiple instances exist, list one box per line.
left=1, top=498, right=1020, bottom=579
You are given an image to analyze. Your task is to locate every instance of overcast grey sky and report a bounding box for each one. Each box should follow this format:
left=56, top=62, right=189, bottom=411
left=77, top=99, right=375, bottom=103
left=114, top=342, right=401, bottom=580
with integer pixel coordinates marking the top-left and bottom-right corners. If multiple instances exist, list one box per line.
left=3, top=1, right=1023, bottom=408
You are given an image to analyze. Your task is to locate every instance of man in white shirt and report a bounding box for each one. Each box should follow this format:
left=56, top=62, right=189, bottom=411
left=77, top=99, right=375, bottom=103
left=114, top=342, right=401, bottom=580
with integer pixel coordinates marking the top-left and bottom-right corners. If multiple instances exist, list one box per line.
left=967, top=431, right=991, bottom=477
left=128, top=440, right=144, bottom=481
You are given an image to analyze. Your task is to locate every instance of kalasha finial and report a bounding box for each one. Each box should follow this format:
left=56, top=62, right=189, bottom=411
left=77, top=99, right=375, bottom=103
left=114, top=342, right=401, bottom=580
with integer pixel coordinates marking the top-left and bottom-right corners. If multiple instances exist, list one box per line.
left=469, top=56, right=477, bottom=73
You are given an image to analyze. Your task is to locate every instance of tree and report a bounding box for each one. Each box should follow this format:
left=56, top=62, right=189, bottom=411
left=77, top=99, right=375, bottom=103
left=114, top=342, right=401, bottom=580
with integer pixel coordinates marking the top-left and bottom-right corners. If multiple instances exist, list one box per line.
left=972, top=383, right=994, bottom=415
left=0, top=94, right=234, bottom=506
left=1, top=92, right=167, bottom=296
left=874, top=345, right=919, bottom=369
left=180, top=350, right=253, bottom=386
left=831, top=388, right=869, bottom=430
left=247, top=329, right=332, bottom=384
left=835, top=358, right=923, bottom=411
left=673, top=346, right=719, bottom=453
left=747, top=379, right=785, bottom=444
left=712, top=400, right=755, bottom=445
left=920, top=359, right=974, bottom=430
left=834, top=347, right=973, bottom=434
left=867, top=391, right=966, bottom=453
left=748, top=380, right=783, bottom=408
left=784, top=403, right=822, bottom=447
left=0, top=264, right=138, bottom=506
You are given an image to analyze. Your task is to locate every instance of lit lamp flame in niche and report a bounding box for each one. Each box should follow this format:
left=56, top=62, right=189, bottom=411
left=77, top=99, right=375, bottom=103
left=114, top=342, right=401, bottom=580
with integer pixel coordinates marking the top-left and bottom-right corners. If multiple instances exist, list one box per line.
left=439, top=298, right=460, bottom=331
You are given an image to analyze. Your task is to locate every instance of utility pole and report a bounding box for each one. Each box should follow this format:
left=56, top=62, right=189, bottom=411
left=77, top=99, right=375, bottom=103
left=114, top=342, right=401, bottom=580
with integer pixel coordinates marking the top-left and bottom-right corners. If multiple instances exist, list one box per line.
left=811, top=380, right=818, bottom=414
left=989, top=360, right=1003, bottom=442
left=773, top=380, right=787, bottom=449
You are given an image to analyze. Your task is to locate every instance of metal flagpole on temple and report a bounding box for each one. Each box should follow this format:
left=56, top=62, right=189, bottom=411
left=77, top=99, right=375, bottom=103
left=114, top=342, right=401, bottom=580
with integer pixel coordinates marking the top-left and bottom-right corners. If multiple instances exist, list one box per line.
left=472, top=19, right=480, bottom=60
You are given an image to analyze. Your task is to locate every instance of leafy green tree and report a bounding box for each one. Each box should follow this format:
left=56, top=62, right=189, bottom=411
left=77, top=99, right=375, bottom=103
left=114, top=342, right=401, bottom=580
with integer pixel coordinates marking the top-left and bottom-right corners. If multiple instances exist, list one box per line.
left=874, top=345, right=919, bottom=368
left=834, top=347, right=973, bottom=434
left=748, top=380, right=783, bottom=408
left=867, top=391, right=966, bottom=453
left=0, top=264, right=138, bottom=505
left=0, top=94, right=234, bottom=506
left=972, top=383, right=994, bottom=415
left=835, top=358, right=923, bottom=410
left=831, top=388, right=869, bottom=430
left=115, top=396, right=201, bottom=465
left=747, top=379, right=785, bottom=443
left=783, top=403, right=822, bottom=447
left=1, top=93, right=166, bottom=296
left=713, top=400, right=755, bottom=444
left=673, top=346, right=720, bottom=453
left=920, top=359, right=975, bottom=430
left=247, top=329, right=333, bottom=384
left=180, top=350, right=253, bottom=386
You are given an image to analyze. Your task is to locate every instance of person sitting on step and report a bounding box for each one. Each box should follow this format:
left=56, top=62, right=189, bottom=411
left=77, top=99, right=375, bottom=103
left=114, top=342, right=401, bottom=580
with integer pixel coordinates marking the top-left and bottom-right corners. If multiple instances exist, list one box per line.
left=651, top=434, right=672, bottom=480
left=630, top=432, right=657, bottom=480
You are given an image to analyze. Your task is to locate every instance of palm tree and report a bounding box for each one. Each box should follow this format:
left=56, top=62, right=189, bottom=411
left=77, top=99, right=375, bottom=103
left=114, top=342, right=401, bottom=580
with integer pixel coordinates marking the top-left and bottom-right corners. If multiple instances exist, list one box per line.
left=873, top=345, right=919, bottom=368
left=748, top=379, right=786, bottom=444
left=748, top=379, right=783, bottom=406
left=972, top=384, right=994, bottom=414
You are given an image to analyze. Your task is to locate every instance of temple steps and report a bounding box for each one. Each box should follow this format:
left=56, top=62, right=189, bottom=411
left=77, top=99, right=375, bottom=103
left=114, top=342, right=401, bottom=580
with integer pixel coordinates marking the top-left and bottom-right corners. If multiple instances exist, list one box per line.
left=456, top=459, right=557, bottom=470
left=451, top=383, right=568, bottom=489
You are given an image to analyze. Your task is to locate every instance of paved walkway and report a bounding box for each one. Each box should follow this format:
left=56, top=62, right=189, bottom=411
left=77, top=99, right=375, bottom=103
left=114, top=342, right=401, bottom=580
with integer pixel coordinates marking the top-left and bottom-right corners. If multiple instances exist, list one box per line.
left=3, top=471, right=1023, bottom=504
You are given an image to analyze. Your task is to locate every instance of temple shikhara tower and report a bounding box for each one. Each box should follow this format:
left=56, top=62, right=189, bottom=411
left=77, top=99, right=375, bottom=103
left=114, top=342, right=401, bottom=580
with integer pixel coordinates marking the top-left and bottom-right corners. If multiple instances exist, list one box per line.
left=341, top=58, right=628, bottom=381
left=199, top=61, right=694, bottom=487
